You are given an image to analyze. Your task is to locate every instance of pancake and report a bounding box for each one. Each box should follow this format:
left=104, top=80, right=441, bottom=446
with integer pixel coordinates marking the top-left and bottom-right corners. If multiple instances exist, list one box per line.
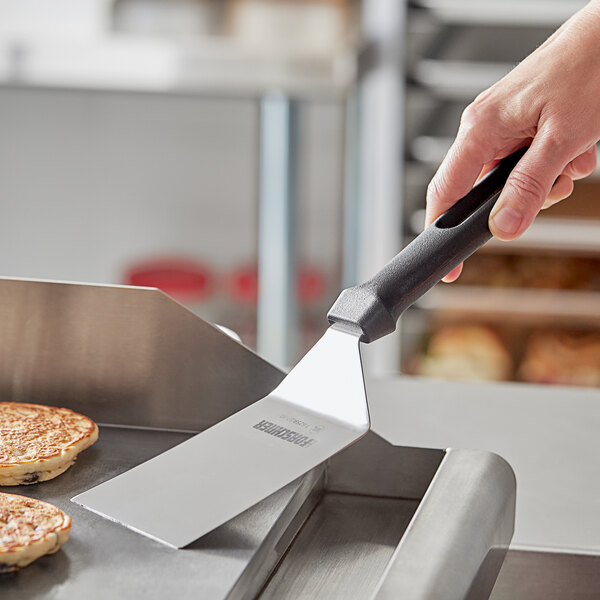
left=0, top=492, right=71, bottom=572
left=0, top=402, right=98, bottom=486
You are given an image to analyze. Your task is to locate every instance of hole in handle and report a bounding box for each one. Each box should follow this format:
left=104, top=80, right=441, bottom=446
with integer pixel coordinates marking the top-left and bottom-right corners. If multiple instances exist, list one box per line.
left=434, top=190, right=500, bottom=229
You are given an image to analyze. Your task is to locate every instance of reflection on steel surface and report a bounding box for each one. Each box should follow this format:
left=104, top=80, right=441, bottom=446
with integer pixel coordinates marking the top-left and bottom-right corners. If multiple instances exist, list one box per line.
left=0, top=277, right=284, bottom=430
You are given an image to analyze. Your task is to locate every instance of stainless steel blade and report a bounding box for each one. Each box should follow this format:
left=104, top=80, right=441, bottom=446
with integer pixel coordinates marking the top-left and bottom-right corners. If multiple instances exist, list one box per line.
left=72, top=325, right=369, bottom=548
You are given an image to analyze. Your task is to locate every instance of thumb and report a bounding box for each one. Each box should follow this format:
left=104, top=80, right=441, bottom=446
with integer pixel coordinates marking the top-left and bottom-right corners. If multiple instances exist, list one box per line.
left=489, top=136, right=568, bottom=240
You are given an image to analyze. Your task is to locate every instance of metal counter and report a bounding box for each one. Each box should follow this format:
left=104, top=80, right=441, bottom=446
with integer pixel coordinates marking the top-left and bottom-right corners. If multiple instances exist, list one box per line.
left=367, top=376, right=600, bottom=553
left=368, top=376, right=600, bottom=599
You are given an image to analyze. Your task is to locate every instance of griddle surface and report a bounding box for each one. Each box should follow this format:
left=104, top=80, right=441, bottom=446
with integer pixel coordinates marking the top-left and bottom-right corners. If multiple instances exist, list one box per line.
left=0, top=426, right=299, bottom=599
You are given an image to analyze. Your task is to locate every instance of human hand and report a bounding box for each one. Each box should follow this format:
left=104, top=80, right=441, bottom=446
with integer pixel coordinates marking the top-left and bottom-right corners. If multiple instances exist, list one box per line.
left=426, top=1, right=600, bottom=282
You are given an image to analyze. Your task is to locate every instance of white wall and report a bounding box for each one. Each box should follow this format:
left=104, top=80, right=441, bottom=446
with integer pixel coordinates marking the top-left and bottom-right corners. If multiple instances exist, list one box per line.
left=0, top=88, right=258, bottom=283
left=0, top=87, right=344, bottom=293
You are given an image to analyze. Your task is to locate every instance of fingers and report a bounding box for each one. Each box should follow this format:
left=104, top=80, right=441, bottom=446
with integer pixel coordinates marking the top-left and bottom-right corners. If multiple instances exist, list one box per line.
left=489, top=136, right=571, bottom=240
left=542, top=174, right=574, bottom=209
left=563, top=145, right=597, bottom=180
left=425, top=128, right=494, bottom=283
left=441, top=264, right=463, bottom=284
left=426, top=136, right=484, bottom=282
left=541, top=146, right=596, bottom=209
left=476, top=159, right=500, bottom=183
left=425, top=130, right=493, bottom=227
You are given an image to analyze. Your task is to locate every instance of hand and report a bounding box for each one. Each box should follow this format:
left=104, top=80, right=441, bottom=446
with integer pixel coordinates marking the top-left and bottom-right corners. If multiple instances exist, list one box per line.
left=426, top=1, right=600, bottom=282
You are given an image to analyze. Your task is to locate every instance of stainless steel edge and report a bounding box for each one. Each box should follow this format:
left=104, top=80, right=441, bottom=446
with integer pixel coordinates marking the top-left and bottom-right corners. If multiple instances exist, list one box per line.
left=372, top=448, right=516, bottom=600
left=325, top=431, right=444, bottom=499
left=227, top=466, right=326, bottom=600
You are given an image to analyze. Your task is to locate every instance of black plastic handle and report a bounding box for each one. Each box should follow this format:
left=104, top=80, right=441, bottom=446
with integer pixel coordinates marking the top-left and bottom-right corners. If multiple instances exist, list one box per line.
left=327, top=147, right=526, bottom=343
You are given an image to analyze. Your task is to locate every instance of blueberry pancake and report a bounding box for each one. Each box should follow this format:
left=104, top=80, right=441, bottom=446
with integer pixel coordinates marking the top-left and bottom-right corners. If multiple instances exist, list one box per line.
left=0, top=492, right=71, bottom=572
left=0, top=402, right=98, bottom=486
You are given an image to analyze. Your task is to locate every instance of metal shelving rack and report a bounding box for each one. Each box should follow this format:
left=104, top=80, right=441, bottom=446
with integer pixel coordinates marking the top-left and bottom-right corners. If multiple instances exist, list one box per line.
left=401, top=0, right=599, bottom=375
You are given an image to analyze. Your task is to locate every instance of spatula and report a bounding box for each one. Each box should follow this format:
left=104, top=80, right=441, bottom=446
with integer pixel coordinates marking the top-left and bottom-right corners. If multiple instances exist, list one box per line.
left=72, top=148, right=525, bottom=548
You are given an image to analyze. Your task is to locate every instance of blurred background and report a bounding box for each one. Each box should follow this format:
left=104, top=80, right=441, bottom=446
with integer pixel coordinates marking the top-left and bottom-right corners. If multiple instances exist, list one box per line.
left=0, top=0, right=598, bottom=385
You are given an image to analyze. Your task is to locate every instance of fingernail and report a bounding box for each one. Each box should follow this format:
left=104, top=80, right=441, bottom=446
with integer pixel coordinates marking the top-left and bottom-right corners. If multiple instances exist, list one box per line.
left=490, top=206, right=522, bottom=236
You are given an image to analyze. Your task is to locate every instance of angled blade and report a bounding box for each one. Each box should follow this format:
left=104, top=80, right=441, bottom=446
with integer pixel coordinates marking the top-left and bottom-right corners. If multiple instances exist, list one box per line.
left=72, top=326, right=369, bottom=548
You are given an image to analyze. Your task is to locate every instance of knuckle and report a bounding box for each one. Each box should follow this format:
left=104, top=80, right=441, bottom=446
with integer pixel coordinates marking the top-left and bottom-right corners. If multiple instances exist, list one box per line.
left=458, top=107, right=495, bottom=152
left=426, top=176, right=444, bottom=201
left=538, top=123, right=578, bottom=155
left=507, top=169, right=547, bottom=205
left=541, top=132, right=566, bottom=152
left=583, top=146, right=598, bottom=170
left=460, top=103, right=476, bottom=124
left=461, top=91, right=496, bottom=125
left=459, top=104, right=480, bottom=131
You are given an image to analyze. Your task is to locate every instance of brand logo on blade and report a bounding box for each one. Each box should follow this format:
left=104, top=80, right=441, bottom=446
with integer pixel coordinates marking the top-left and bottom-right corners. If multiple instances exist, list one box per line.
left=253, top=420, right=317, bottom=448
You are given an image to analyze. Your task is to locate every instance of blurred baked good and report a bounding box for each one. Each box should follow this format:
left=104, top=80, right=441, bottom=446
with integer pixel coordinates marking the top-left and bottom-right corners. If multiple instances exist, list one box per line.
left=519, top=330, right=600, bottom=387
left=460, top=254, right=600, bottom=290
left=0, top=493, right=71, bottom=572
left=415, top=325, right=513, bottom=382
left=0, top=403, right=98, bottom=486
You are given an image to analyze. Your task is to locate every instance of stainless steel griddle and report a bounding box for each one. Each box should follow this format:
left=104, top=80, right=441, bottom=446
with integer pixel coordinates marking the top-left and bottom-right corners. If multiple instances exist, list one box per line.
left=0, top=278, right=516, bottom=600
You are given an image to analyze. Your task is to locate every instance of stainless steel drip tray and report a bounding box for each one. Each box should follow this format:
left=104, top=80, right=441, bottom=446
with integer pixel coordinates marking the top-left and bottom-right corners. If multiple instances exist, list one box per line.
left=0, top=426, right=515, bottom=600
left=259, top=493, right=419, bottom=599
